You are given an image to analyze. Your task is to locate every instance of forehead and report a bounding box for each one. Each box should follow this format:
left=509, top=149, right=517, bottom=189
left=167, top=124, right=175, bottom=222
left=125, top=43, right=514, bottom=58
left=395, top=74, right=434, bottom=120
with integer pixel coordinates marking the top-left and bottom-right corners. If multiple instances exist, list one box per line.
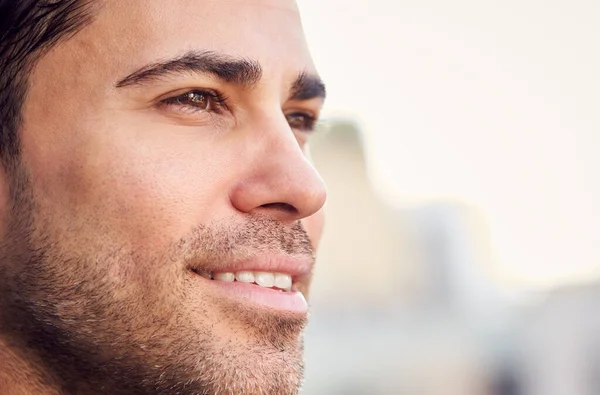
left=74, top=0, right=314, bottom=80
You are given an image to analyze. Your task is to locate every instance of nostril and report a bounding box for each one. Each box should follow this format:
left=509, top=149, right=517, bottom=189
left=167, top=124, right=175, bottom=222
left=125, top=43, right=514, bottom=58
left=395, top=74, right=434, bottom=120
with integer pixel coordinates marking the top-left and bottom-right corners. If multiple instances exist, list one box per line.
left=260, top=202, right=298, bottom=214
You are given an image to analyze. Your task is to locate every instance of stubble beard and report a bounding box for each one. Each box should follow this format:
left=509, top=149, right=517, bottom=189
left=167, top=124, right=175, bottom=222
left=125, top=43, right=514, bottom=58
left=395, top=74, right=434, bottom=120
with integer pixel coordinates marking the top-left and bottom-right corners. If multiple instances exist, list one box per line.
left=0, top=163, right=312, bottom=395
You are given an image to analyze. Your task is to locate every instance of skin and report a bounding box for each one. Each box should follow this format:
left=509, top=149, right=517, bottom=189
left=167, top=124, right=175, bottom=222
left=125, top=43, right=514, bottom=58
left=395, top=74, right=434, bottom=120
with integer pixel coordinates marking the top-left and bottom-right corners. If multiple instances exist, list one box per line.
left=0, top=0, right=326, bottom=394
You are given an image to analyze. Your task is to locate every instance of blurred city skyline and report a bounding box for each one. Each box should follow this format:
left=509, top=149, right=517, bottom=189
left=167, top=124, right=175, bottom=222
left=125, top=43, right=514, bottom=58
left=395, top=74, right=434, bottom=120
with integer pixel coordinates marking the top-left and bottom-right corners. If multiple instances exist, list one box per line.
left=303, top=117, right=600, bottom=395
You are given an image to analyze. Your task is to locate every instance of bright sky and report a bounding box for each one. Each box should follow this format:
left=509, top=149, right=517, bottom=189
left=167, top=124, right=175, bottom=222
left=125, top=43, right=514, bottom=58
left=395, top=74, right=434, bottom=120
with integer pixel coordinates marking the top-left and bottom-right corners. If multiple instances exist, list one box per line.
left=299, top=0, right=600, bottom=290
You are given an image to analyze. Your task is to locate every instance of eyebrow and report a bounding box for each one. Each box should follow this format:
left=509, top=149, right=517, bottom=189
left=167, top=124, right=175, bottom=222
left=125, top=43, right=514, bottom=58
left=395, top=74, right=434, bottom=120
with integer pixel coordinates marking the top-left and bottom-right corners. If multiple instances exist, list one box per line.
left=116, top=50, right=262, bottom=88
left=289, top=71, right=327, bottom=101
left=116, top=50, right=326, bottom=101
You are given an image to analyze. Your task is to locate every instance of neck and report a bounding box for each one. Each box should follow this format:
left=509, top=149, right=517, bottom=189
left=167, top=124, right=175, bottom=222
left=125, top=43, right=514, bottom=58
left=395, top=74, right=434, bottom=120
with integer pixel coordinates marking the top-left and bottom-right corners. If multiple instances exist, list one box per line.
left=0, top=336, right=61, bottom=395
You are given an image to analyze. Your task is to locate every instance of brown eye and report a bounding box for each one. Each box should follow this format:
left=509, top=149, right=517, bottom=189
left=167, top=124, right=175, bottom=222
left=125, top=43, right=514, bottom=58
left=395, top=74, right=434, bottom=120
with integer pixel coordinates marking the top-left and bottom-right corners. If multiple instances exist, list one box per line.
left=162, top=89, right=227, bottom=113
left=176, top=91, right=209, bottom=109
left=286, top=113, right=316, bottom=131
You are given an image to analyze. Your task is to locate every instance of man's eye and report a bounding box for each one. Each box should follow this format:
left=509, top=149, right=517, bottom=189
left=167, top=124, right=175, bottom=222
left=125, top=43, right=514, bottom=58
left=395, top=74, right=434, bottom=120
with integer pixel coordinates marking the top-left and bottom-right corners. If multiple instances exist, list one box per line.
left=286, top=113, right=317, bottom=132
left=161, top=89, right=227, bottom=113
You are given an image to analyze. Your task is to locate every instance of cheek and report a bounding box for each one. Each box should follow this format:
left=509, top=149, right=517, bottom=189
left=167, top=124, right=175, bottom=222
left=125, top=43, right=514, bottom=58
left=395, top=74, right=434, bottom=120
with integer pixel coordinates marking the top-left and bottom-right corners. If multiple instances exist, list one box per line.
left=86, top=143, right=232, bottom=245
left=302, top=209, right=325, bottom=251
left=27, top=115, right=236, bottom=250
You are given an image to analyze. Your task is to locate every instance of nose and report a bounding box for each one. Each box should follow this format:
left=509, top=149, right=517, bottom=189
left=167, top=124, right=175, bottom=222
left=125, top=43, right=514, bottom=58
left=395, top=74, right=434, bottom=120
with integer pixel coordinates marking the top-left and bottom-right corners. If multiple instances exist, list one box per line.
left=229, top=117, right=327, bottom=223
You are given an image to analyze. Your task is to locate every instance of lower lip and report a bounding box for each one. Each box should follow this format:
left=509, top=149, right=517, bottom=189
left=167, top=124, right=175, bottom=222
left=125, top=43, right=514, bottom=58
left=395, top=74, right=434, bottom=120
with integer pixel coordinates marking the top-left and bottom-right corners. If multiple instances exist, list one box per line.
left=191, top=273, right=308, bottom=313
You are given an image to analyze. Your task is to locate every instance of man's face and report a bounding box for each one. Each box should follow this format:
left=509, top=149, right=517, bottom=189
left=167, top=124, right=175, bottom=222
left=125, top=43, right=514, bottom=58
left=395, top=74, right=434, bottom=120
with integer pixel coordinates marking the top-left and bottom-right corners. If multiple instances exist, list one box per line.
left=0, top=0, right=326, bottom=394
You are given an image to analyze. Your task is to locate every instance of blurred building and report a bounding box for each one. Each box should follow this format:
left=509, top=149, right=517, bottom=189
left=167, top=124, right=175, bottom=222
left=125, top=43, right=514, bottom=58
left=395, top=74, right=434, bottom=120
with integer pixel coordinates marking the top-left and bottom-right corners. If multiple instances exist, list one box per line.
left=309, top=118, right=405, bottom=306
left=518, top=283, right=600, bottom=395
left=303, top=118, right=512, bottom=395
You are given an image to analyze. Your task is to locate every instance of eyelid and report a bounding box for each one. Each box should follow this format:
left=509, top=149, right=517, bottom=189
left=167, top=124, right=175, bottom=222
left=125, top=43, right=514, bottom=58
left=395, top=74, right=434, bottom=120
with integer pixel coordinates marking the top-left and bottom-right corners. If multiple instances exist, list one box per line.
left=158, top=88, right=228, bottom=107
left=285, top=109, right=320, bottom=132
left=157, top=89, right=231, bottom=121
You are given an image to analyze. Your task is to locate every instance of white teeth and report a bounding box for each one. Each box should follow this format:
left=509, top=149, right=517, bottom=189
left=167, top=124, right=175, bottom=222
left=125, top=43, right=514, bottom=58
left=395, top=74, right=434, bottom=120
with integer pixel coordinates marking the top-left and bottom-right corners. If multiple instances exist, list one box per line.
left=213, top=272, right=235, bottom=282
left=235, top=271, right=255, bottom=283
left=209, top=271, right=293, bottom=291
left=254, top=272, right=275, bottom=288
left=274, top=273, right=292, bottom=291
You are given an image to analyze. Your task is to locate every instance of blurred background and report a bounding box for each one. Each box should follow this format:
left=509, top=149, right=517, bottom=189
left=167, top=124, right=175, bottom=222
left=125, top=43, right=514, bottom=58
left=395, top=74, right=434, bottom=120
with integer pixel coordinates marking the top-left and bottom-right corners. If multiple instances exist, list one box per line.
left=297, top=1, right=600, bottom=394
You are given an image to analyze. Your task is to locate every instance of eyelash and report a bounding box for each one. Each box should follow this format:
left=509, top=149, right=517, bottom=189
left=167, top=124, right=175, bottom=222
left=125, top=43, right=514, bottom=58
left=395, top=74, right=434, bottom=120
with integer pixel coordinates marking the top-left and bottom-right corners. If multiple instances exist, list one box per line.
left=160, top=89, right=228, bottom=114
left=160, top=89, right=318, bottom=132
left=285, top=112, right=318, bottom=132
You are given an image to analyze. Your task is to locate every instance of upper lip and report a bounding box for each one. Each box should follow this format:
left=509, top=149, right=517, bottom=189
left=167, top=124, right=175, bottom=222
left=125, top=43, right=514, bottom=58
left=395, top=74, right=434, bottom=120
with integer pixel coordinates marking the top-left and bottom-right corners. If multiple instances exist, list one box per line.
left=187, top=253, right=314, bottom=280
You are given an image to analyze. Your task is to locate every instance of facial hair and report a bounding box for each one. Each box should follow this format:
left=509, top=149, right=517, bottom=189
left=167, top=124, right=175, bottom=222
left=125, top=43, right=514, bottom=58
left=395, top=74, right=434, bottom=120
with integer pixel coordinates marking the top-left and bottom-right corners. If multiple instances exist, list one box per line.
left=0, top=163, right=314, bottom=395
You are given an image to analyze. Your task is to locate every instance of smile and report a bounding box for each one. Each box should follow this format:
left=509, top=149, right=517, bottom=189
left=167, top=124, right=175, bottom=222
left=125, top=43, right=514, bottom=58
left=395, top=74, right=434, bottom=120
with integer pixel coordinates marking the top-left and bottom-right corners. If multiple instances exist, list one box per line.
left=192, top=270, right=293, bottom=292
left=190, top=270, right=308, bottom=313
left=187, top=255, right=312, bottom=313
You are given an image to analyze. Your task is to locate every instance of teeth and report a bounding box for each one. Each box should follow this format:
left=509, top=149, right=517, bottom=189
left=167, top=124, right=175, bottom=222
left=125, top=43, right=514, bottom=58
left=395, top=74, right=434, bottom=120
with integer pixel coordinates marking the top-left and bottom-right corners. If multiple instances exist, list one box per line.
left=208, top=271, right=293, bottom=292
left=213, top=272, right=235, bottom=282
left=235, top=271, right=255, bottom=283
left=274, top=273, right=292, bottom=291
left=254, top=272, right=275, bottom=288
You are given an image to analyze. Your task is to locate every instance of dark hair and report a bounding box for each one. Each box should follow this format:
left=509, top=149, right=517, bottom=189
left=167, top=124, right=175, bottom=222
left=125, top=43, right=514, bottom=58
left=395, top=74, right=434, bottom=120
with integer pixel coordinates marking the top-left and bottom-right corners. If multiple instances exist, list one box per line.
left=0, top=0, right=97, bottom=168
